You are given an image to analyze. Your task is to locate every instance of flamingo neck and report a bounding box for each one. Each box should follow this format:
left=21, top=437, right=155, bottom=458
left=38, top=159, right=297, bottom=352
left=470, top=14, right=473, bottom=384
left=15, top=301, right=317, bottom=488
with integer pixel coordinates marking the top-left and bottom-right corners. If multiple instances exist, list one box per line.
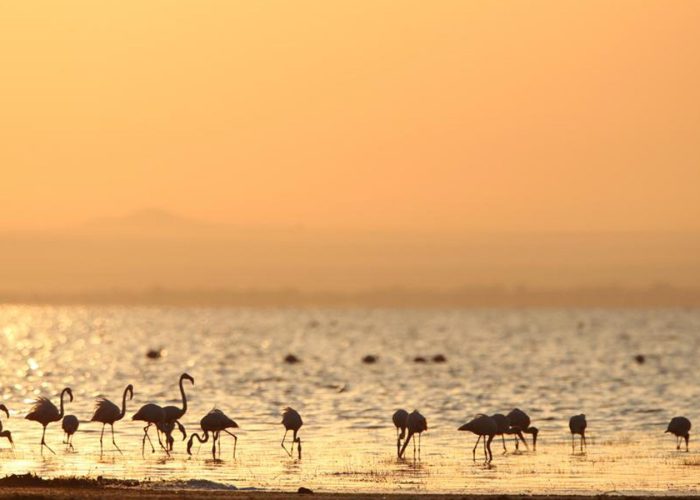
left=119, top=387, right=130, bottom=419
left=58, top=389, right=69, bottom=419
left=179, top=376, right=188, bottom=414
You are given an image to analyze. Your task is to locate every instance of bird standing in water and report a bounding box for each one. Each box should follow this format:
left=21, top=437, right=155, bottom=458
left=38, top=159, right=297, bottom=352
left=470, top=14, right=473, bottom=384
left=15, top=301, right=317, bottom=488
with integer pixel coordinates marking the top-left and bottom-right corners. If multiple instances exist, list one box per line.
left=161, top=373, right=194, bottom=451
left=281, top=407, right=303, bottom=459
left=392, top=409, right=409, bottom=457
left=25, top=387, right=73, bottom=454
left=491, top=413, right=510, bottom=454
left=62, top=415, right=79, bottom=450
left=0, top=404, right=13, bottom=447
left=569, top=414, right=587, bottom=452
left=132, top=403, right=169, bottom=456
left=458, top=414, right=497, bottom=463
left=666, top=416, right=691, bottom=452
left=91, top=384, right=134, bottom=454
left=399, top=410, right=427, bottom=459
left=506, top=408, right=539, bottom=451
left=187, top=409, right=239, bottom=459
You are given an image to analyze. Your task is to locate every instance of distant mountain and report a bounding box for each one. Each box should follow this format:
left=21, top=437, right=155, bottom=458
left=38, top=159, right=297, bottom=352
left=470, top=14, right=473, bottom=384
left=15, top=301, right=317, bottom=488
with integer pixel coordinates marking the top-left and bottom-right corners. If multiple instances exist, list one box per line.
left=80, top=208, right=207, bottom=236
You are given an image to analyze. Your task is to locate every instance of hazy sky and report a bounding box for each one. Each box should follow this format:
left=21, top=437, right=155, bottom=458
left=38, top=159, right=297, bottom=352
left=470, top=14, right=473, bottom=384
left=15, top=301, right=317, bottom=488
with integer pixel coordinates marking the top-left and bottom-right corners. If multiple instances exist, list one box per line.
left=1, top=1, right=699, bottom=232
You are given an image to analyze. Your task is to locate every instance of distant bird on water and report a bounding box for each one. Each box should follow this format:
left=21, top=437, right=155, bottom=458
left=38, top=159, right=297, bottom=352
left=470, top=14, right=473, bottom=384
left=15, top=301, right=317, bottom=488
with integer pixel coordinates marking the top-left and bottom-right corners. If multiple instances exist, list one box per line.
left=91, top=384, right=134, bottom=454
left=132, top=403, right=168, bottom=456
left=491, top=413, right=510, bottom=454
left=62, top=415, right=79, bottom=450
left=506, top=408, right=539, bottom=451
left=399, top=410, right=427, bottom=459
left=458, top=414, right=497, bottom=462
left=666, top=416, right=691, bottom=452
left=281, top=407, right=303, bottom=459
left=161, top=373, right=194, bottom=451
left=392, top=409, right=409, bottom=457
left=25, top=387, right=73, bottom=454
left=0, top=404, right=13, bottom=447
left=569, top=414, right=587, bottom=452
left=187, top=409, right=239, bottom=460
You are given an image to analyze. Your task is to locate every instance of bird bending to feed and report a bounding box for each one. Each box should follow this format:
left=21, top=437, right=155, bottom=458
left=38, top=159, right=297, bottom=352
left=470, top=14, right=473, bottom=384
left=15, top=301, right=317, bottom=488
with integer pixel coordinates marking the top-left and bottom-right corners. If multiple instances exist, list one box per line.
left=91, top=384, right=134, bottom=454
left=666, top=416, right=691, bottom=452
left=392, top=409, right=409, bottom=457
left=161, top=373, right=194, bottom=451
left=458, top=414, right=497, bottom=462
left=187, top=409, right=239, bottom=460
left=132, top=403, right=169, bottom=456
left=62, top=415, right=79, bottom=450
left=569, top=414, right=587, bottom=452
left=0, top=404, right=13, bottom=447
left=25, top=387, right=73, bottom=454
left=491, top=413, right=510, bottom=454
left=399, top=410, right=427, bottom=459
left=506, top=408, right=539, bottom=451
left=281, top=407, right=303, bottom=459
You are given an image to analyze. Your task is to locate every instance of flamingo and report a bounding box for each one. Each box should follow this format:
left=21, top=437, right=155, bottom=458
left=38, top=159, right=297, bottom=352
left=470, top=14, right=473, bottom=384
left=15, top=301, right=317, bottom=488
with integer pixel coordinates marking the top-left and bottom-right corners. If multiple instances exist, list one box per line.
left=161, top=373, right=194, bottom=451
left=491, top=413, right=510, bottom=454
left=666, top=416, right=691, bottom=452
left=458, top=414, right=497, bottom=462
left=25, top=387, right=73, bottom=454
left=392, top=409, right=409, bottom=457
left=506, top=408, right=539, bottom=451
left=62, top=415, right=79, bottom=450
left=569, top=414, right=587, bottom=452
left=132, top=403, right=168, bottom=456
left=399, top=410, right=427, bottom=459
left=281, top=407, right=303, bottom=459
left=90, top=384, right=133, bottom=454
left=0, top=404, right=13, bottom=447
left=187, top=409, right=239, bottom=459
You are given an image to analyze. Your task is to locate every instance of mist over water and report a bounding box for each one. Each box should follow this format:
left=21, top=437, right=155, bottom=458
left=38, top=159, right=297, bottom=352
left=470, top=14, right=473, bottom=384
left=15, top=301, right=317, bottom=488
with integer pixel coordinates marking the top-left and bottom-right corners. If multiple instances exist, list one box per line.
left=0, top=306, right=699, bottom=494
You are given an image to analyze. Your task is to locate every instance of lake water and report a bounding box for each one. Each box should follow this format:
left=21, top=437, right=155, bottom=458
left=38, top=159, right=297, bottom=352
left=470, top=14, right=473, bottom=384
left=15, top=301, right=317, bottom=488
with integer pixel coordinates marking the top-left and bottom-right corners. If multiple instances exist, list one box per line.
left=0, top=306, right=699, bottom=494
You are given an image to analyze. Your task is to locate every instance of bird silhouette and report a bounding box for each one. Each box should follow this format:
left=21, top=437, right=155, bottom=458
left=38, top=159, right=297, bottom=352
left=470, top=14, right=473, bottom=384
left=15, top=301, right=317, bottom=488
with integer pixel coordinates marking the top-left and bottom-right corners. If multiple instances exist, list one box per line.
left=161, top=373, right=194, bottom=451
left=569, top=414, right=587, bottom=452
left=458, top=414, right=497, bottom=462
left=666, top=416, right=691, bottom=452
left=506, top=408, right=539, bottom=451
left=187, top=409, right=239, bottom=460
left=0, top=404, right=13, bottom=447
left=281, top=407, right=303, bottom=459
left=399, top=410, right=427, bottom=459
left=392, top=409, right=409, bottom=457
left=491, top=413, right=510, bottom=454
left=62, top=415, right=79, bottom=450
left=91, top=384, right=134, bottom=454
left=25, top=387, right=73, bottom=454
left=132, top=403, right=169, bottom=456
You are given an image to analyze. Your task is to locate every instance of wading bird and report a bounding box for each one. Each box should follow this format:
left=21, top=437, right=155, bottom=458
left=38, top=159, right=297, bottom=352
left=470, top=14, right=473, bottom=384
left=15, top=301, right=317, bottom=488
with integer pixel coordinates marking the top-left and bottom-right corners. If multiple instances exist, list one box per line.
left=569, top=414, right=587, bottom=452
left=62, top=415, right=79, bottom=450
left=132, top=403, right=168, bottom=456
left=91, top=384, right=134, bottom=454
left=0, top=404, right=13, bottom=447
left=187, top=409, right=239, bottom=460
left=399, top=410, right=427, bottom=459
left=506, top=408, right=539, bottom=451
left=491, top=413, right=510, bottom=454
left=458, top=414, right=497, bottom=462
left=161, top=373, right=194, bottom=451
left=281, top=407, right=303, bottom=459
left=25, top=387, right=73, bottom=454
left=392, top=409, right=409, bottom=457
left=666, top=416, right=691, bottom=452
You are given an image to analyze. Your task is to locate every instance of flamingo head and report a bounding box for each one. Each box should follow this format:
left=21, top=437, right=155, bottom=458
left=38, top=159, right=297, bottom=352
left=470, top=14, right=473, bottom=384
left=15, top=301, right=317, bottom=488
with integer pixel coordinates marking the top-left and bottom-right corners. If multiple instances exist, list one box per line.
left=126, top=384, right=134, bottom=400
left=0, top=404, right=8, bottom=419
left=63, top=387, right=74, bottom=403
left=181, top=373, right=195, bottom=385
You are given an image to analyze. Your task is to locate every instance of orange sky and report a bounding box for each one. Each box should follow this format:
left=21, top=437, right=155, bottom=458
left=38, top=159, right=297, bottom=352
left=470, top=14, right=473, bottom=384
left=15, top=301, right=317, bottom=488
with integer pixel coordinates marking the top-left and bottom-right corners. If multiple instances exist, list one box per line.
left=1, top=0, right=699, bottom=232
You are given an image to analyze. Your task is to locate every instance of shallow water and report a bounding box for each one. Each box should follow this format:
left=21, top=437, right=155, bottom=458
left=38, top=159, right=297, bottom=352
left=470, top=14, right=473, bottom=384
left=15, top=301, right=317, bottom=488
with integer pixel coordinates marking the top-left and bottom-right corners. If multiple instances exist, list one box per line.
left=0, top=306, right=699, bottom=494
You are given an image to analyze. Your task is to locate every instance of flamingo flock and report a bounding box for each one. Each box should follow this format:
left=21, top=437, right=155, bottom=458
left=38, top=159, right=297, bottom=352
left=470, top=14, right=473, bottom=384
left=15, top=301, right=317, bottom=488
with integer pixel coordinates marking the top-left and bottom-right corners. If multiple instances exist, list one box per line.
left=0, top=375, right=691, bottom=464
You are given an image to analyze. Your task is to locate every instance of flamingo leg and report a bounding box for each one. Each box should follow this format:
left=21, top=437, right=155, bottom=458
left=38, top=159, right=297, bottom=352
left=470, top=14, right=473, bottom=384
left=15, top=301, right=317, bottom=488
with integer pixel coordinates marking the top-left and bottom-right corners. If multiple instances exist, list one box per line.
left=111, top=424, right=123, bottom=454
left=224, top=429, right=238, bottom=458
left=99, top=424, right=106, bottom=454
left=501, top=433, right=507, bottom=454
left=281, top=429, right=292, bottom=457
left=143, top=424, right=155, bottom=456
left=155, top=426, right=169, bottom=455
left=472, top=435, right=482, bottom=461
left=211, top=431, right=217, bottom=460
left=296, top=436, right=302, bottom=460
left=396, top=428, right=401, bottom=458
left=41, top=425, right=55, bottom=455
left=685, top=435, right=689, bottom=452
left=517, top=431, right=529, bottom=450
left=571, top=433, right=575, bottom=453
left=486, top=435, right=494, bottom=463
